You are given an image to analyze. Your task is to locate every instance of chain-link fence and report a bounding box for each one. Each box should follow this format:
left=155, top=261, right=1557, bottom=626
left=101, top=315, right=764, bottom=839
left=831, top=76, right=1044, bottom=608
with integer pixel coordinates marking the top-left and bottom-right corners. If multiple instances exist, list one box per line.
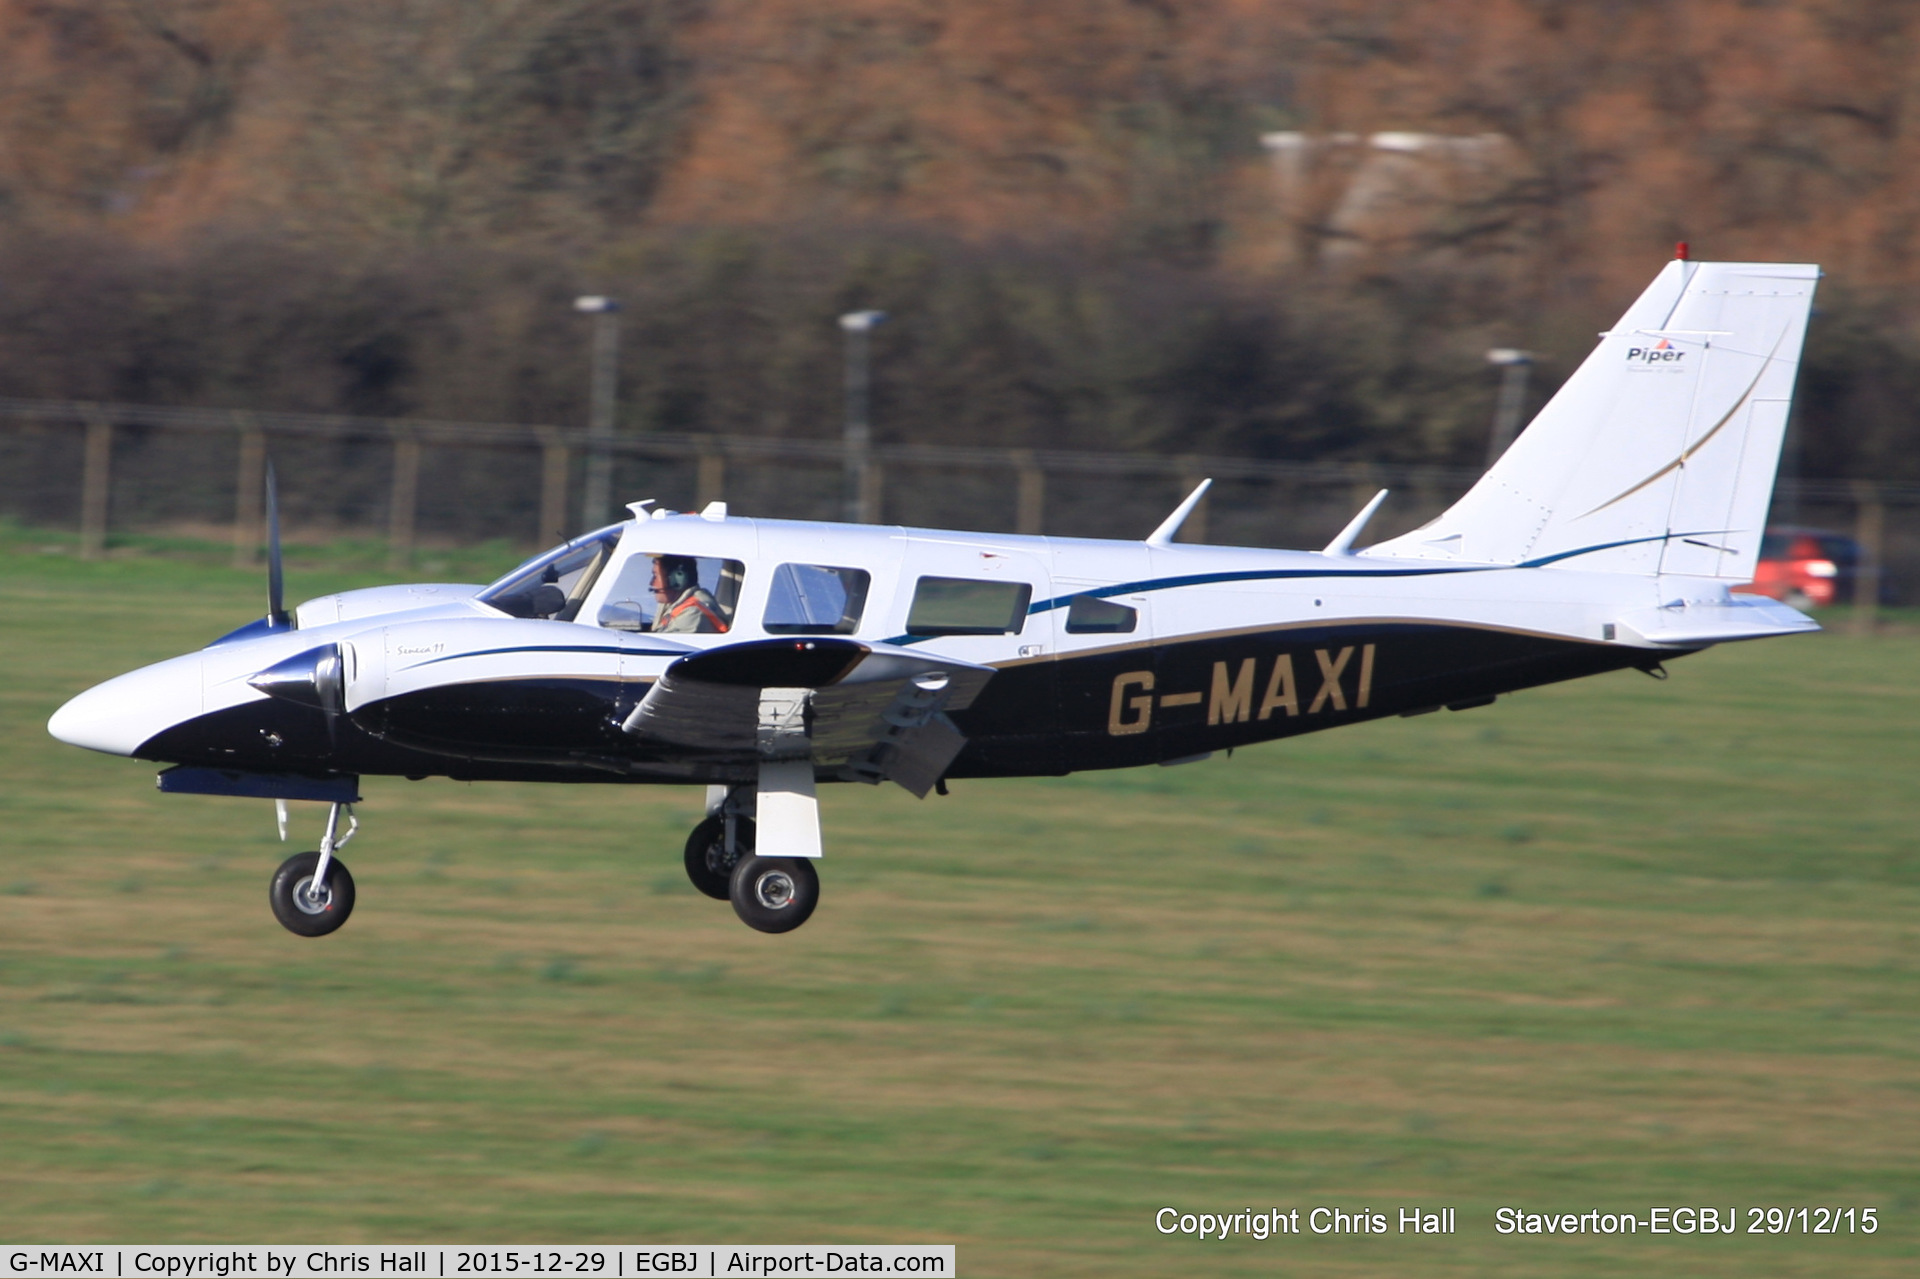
left=3, top=398, right=1915, bottom=614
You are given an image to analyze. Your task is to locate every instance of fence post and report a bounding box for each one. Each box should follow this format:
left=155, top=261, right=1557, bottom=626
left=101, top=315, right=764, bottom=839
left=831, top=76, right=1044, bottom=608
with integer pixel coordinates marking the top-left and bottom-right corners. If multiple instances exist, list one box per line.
left=79, top=413, right=112, bottom=560
left=231, top=418, right=265, bottom=569
left=697, top=453, right=726, bottom=510
left=579, top=305, right=621, bottom=527
left=538, top=433, right=572, bottom=545
left=1013, top=450, right=1045, bottom=535
left=1178, top=459, right=1209, bottom=544
left=387, top=428, right=421, bottom=573
left=857, top=460, right=885, bottom=525
left=1853, top=480, right=1884, bottom=636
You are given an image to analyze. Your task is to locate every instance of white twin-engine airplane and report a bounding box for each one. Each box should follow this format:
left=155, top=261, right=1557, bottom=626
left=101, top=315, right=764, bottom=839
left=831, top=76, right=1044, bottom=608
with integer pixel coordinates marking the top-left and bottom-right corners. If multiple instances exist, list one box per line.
left=50, top=257, right=1820, bottom=937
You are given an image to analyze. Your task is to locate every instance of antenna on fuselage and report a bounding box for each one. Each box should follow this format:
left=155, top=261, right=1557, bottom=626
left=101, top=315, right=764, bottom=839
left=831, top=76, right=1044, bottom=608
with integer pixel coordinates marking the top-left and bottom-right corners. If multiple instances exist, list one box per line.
left=265, top=460, right=289, bottom=629
left=1322, top=488, right=1390, bottom=556
left=1146, top=479, right=1212, bottom=547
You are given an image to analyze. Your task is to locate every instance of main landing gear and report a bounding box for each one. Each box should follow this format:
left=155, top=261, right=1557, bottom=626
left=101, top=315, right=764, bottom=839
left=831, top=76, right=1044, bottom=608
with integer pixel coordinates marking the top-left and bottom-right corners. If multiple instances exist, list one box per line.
left=270, top=802, right=357, bottom=937
left=729, top=855, right=819, bottom=934
left=684, top=809, right=755, bottom=900
left=687, top=785, right=820, bottom=933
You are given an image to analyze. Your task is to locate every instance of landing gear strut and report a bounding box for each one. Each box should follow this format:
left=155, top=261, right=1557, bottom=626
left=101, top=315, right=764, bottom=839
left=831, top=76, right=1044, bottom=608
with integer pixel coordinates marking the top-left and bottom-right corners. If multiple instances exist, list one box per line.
left=684, top=789, right=756, bottom=900
left=270, top=802, right=358, bottom=937
left=689, top=782, right=822, bottom=932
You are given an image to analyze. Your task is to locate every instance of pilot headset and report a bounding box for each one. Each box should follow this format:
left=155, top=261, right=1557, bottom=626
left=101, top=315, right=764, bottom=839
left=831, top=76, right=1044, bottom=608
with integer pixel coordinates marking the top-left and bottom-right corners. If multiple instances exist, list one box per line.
left=657, top=555, right=699, bottom=592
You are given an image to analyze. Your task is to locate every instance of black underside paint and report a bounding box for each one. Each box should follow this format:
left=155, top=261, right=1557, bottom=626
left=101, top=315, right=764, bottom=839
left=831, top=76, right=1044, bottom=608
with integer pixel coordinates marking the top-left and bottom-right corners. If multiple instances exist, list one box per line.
left=949, top=621, right=1678, bottom=777
left=138, top=623, right=1688, bottom=786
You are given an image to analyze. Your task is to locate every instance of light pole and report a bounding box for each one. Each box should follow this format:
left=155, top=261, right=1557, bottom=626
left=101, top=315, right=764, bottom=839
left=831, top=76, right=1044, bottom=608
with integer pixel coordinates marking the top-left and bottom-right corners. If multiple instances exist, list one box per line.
left=840, top=309, right=886, bottom=523
left=576, top=295, right=622, bottom=527
left=1484, top=347, right=1534, bottom=468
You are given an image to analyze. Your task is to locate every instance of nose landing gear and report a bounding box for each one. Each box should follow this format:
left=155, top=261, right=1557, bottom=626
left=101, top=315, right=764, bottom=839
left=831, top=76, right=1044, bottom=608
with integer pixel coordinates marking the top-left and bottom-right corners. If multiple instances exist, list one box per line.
left=270, top=802, right=358, bottom=937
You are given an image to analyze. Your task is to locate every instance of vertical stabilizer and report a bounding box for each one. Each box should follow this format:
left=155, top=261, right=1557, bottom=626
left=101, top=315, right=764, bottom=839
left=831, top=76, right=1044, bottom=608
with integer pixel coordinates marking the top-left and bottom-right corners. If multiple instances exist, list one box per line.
left=1364, top=260, right=1819, bottom=579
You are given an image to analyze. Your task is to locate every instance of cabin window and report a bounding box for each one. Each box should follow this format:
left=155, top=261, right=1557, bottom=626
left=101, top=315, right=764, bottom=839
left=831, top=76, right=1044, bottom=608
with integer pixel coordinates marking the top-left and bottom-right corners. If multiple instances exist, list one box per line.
left=764, top=564, right=871, bottom=634
left=597, top=553, right=746, bottom=633
left=1064, top=593, right=1137, bottom=634
left=479, top=528, right=622, bottom=621
left=905, top=576, right=1031, bottom=636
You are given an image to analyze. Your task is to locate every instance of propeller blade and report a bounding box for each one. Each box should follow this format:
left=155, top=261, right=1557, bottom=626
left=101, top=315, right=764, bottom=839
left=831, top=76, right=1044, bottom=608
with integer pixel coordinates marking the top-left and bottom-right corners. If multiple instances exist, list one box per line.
left=266, top=459, right=288, bottom=628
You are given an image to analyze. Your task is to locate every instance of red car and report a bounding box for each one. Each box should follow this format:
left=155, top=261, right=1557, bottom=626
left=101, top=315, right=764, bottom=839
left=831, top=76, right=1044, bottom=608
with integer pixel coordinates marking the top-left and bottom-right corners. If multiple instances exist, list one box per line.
left=1737, top=527, right=1867, bottom=609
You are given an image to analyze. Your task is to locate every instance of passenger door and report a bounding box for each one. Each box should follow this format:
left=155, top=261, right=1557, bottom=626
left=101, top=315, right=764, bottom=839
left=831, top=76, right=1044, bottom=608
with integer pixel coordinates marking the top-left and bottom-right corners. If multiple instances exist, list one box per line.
left=1051, top=577, right=1158, bottom=767
left=891, top=541, right=1056, bottom=761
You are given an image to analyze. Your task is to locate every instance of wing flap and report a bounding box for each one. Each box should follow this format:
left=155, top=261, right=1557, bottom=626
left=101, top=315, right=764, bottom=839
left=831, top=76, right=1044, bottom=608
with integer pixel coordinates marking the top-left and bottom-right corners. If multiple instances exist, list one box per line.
left=620, top=638, right=994, bottom=792
left=623, top=673, right=759, bottom=751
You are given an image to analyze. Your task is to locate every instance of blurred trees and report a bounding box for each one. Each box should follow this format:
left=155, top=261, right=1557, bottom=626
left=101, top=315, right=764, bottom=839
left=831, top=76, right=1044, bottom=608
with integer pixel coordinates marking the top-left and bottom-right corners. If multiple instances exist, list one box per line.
left=0, top=1, right=1917, bottom=480
left=0, top=226, right=1437, bottom=461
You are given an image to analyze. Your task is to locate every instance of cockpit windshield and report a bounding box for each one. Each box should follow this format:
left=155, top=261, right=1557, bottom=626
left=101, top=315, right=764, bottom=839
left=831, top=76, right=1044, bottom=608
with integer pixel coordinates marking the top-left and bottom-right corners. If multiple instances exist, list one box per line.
left=477, top=525, right=623, bottom=621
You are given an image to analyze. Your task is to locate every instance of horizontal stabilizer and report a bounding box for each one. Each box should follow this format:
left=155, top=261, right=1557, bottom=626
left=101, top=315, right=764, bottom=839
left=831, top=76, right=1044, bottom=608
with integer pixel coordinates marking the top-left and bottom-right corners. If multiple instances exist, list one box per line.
left=1615, top=593, right=1819, bottom=647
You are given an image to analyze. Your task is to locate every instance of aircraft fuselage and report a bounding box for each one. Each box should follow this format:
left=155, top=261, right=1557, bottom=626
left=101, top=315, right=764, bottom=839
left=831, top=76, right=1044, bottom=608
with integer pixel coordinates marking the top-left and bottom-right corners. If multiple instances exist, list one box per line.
left=53, top=515, right=1689, bottom=787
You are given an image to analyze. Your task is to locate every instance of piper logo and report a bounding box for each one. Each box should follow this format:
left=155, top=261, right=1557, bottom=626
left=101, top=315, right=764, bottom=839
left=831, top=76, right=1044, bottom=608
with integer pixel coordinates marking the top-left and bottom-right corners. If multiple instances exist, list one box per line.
left=1626, top=338, right=1685, bottom=364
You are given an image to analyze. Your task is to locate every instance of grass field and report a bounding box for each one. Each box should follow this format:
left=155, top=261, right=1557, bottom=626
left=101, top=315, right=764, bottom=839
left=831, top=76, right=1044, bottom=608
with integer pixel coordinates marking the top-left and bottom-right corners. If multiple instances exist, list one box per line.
left=1, top=524, right=1915, bottom=1275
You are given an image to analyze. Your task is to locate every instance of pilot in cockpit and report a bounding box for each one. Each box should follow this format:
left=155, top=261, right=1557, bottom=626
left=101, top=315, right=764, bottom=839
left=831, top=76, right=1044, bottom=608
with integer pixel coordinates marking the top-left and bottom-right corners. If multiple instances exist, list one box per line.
left=650, top=554, right=728, bottom=633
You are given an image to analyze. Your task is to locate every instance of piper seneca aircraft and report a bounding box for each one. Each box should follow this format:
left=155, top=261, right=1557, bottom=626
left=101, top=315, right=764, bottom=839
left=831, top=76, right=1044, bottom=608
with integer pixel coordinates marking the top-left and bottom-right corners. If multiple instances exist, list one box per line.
left=50, top=256, right=1820, bottom=937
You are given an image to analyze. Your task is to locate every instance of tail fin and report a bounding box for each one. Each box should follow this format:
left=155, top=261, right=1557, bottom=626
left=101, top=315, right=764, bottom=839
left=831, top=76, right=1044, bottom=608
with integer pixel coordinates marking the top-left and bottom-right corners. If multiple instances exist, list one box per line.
left=1365, top=260, right=1819, bottom=579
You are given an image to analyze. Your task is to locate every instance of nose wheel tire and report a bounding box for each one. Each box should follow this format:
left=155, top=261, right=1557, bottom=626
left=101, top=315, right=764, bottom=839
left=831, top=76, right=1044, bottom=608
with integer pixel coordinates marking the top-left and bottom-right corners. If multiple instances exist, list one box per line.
left=728, top=854, right=819, bottom=933
left=269, top=850, right=357, bottom=937
left=684, top=814, right=756, bottom=900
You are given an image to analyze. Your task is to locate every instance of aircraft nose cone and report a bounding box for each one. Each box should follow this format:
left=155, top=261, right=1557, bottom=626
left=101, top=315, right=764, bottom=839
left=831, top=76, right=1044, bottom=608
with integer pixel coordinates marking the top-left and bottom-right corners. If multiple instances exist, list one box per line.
left=48, top=654, right=205, bottom=757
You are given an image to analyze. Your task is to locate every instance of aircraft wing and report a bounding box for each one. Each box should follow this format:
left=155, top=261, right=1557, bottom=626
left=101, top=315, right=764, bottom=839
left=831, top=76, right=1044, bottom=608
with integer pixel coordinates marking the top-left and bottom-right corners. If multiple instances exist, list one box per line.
left=621, top=638, right=995, bottom=796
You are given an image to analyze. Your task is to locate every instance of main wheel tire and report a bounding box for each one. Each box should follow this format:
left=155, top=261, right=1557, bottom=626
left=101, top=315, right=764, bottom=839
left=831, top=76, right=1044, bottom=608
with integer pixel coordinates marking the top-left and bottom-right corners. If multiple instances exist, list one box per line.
left=684, top=814, right=756, bottom=900
left=728, top=854, right=819, bottom=934
left=269, top=850, right=357, bottom=937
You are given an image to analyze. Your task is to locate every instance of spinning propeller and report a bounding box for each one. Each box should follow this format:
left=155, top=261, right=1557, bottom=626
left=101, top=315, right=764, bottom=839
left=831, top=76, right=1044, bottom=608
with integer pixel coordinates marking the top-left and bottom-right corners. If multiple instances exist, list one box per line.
left=265, top=459, right=289, bottom=630
left=205, top=458, right=342, bottom=743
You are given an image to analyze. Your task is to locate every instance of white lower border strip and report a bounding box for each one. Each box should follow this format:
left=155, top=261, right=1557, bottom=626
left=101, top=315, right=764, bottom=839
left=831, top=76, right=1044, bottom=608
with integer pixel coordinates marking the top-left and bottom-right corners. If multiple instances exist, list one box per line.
left=3, top=1248, right=955, bottom=1279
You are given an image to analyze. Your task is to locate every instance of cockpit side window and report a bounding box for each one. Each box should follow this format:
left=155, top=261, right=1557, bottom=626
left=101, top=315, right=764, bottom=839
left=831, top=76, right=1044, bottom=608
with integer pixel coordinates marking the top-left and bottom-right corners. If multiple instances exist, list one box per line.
left=764, top=564, right=871, bottom=634
left=598, top=553, right=746, bottom=634
left=478, top=529, right=621, bottom=621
